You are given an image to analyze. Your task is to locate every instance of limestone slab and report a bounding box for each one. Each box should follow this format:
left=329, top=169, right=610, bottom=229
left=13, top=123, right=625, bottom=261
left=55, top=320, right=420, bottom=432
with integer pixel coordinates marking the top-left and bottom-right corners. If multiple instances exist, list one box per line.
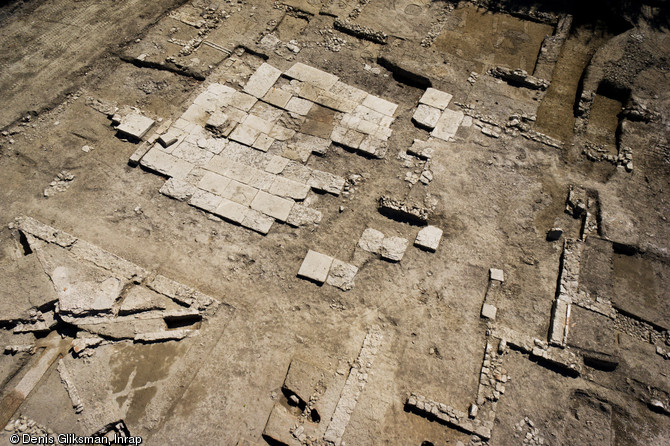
left=298, top=250, right=334, bottom=284
left=241, top=209, right=274, bottom=234
left=243, top=114, right=274, bottom=134
left=116, top=113, right=154, bottom=140
left=489, top=268, right=505, bottom=282
left=269, top=176, right=310, bottom=200
left=214, top=198, right=249, bottom=224
left=140, top=146, right=179, bottom=176
left=286, top=204, right=322, bottom=227
left=419, top=88, right=453, bottom=110
left=308, top=170, right=345, bottom=195
left=159, top=178, right=197, bottom=201
left=244, top=63, right=282, bottom=98
left=326, top=259, right=358, bottom=291
left=362, top=94, right=398, bottom=117
left=265, top=155, right=289, bottom=174
left=171, top=141, right=214, bottom=166
left=431, top=109, right=464, bottom=141
left=358, top=228, right=385, bottom=254
left=189, top=189, right=224, bottom=213
left=412, top=104, right=441, bottom=129
left=198, top=171, right=232, bottom=195
left=230, top=91, right=258, bottom=111
left=415, top=226, right=443, bottom=252
left=286, top=96, right=314, bottom=116
left=250, top=191, right=294, bottom=222
left=252, top=133, right=274, bottom=152
left=221, top=180, right=259, bottom=206
left=229, top=124, right=261, bottom=146
left=481, top=303, right=497, bottom=320
left=285, top=62, right=339, bottom=90
left=263, top=88, right=293, bottom=109
left=380, top=236, right=408, bottom=262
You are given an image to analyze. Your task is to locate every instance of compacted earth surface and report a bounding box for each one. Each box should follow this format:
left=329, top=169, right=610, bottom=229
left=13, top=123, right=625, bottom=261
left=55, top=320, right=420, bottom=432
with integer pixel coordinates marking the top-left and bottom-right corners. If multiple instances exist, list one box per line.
left=0, top=0, right=669, bottom=445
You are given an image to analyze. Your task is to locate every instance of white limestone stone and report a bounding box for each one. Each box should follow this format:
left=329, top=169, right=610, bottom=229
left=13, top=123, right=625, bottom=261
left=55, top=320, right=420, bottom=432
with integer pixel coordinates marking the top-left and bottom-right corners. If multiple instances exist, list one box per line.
left=221, top=180, right=259, bottom=206
left=298, top=250, right=334, bottom=284
left=250, top=191, right=294, bottom=222
left=159, top=178, right=197, bottom=201
left=362, top=94, right=398, bottom=117
left=415, top=226, right=443, bottom=252
left=285, top=62, right=339, bottom=90
left=308, top=170, right=345, bottom=195
left=244, top=63, right=282, bottom=98
left=380, top=236, right=408, bottom=262
left=489, top=268, right=504, bottom=282
left=419, top=88, right=453, bottom=110
left=198, top=171, right=232, bottom=195
left=431, top=109, right=464, bottom=141
left=268, top=176, right=310, bottom=200
left=214, top=198, right=250, bottom=224
left=116, top=113, right=154, bottom=140
left=412, top=104, right=442, bottom=129
left=358, top=228, right=385, bottom=254
left=285, top=96, right=314, bottom=115
left=286, top=204, right=322, bottom=227
left=326, top=260, right=358, bottom=291
left=241, top=209, right=274, bottom=234
left=481, top=303, right=497, bottom=320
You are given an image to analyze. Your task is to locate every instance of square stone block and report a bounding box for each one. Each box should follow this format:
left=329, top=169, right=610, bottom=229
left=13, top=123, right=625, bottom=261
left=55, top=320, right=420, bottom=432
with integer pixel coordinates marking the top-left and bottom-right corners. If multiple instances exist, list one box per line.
left=358, top=228, right=385, bottom=254
left=415, top=226, right=443, bottom=252
left=380, top=236, right=408, bottom=262
left=419, top=88, right=453, bottom=110
left=250, top=191, right=294, bottom=222
left=298, top=250, right=334, bottom=284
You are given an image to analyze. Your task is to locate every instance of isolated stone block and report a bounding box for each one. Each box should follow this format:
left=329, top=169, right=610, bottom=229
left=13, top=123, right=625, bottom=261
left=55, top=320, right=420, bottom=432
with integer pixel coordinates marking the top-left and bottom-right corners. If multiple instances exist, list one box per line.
left=298, top=250, right=334, bottom=284
left=415, top=226, right=443, bottom=252
left=380, top=236, right=408, bottom=262
left=116, top=112, right=155, bottom=140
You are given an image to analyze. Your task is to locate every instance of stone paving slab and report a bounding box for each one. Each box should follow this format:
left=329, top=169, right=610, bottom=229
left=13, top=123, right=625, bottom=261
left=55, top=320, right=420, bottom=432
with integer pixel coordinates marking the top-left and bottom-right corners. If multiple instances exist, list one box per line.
left=358, top=228, right=385, bottom=254
left=243, top=62, right=283, bottom=98
left=189, top=189, right=223, bottom=213
left=298, top=250, right=334, bottom=284
left=221, top=180, right=259, bottom=206
left=415, top=226, right=443, bottom=252
left=159, top=178, right=197, bottom=201
left=214, top=198, right=250, bottom=224
left=116, top=112, right=155, bottom=140
left=286, top=204, right=322, bottom=227
left=198, top=171, right=232, bottom=195
left=134, top=61, right=396, bottom=236
left=285, top=62, right=339, bottom=90
left=326, top=259, right=358, bottom=291
left=431, top=108, right=464, bottom=141
left=412, top=104, right=441, bottom=129
left=419, top=88, right=453, bottom=110
left=380, top=236, right=409, bottom=262
left=362, top=94, right=398, bottom=117
left=250, top=191, right=294, bottom=222
left=268, top=176, right=310, bottom=200
left=241, top=208, right=274, bottom=234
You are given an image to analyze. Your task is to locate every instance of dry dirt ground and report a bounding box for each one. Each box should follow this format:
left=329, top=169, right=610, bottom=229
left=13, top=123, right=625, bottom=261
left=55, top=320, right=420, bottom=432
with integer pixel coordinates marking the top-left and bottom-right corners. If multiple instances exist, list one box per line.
left=0, top=1, right=669, bottom=445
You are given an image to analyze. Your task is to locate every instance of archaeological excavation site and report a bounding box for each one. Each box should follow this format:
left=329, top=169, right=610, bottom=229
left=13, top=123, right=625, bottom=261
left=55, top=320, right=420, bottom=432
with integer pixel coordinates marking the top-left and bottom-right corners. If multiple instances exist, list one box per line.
left=0, top=0, right=669, bottom=444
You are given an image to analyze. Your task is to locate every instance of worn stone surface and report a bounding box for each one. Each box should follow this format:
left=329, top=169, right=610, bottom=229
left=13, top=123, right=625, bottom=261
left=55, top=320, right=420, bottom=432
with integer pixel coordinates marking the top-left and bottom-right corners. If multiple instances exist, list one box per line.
left=357, top=228, right=385, bottom=254
left=297, top=250, right=334, bottom=284
left=116, top=112, right=155, bottom=140
left=380, top=236, right=408, bottom=262
left=325, top=259, right=358, bottom=291
left=415, top=225, right=443, bottom=252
